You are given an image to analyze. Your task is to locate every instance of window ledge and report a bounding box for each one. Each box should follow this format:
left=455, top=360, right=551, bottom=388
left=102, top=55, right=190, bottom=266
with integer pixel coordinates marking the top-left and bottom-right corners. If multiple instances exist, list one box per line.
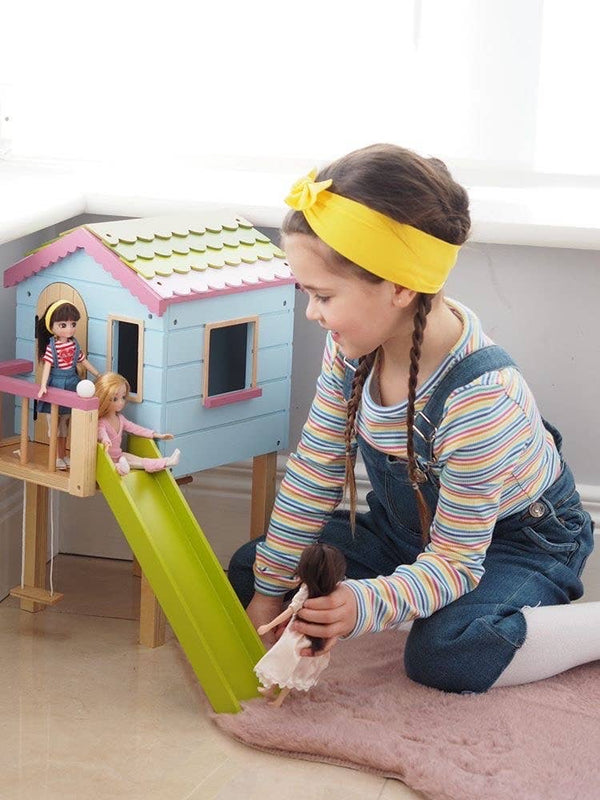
left=1, top=157, right=600, bottom=251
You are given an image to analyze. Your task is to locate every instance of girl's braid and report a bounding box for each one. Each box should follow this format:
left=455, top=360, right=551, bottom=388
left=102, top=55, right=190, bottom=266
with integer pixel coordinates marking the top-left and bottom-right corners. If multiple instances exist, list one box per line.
left=343, top=349, right=378, bottom=530
left=406, top=293, right=434, bottom=545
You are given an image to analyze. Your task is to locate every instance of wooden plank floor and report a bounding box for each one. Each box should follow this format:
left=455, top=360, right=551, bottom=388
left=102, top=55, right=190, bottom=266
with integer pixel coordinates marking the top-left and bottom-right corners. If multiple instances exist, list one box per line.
left=0, top=438, right=71, bottom=492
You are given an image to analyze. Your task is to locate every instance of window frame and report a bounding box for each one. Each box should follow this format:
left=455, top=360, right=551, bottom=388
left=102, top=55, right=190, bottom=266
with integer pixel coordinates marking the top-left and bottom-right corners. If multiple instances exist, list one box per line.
left=202, top=315, right=262, bottom=409
left=106, top=315, right=144, bottom=403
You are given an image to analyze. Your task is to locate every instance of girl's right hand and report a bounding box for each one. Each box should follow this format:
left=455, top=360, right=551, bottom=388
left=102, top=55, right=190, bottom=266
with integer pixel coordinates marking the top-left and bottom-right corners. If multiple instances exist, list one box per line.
left=37, top=386, right=47, bottom=398
left=246, top=593, right=285, bottom=648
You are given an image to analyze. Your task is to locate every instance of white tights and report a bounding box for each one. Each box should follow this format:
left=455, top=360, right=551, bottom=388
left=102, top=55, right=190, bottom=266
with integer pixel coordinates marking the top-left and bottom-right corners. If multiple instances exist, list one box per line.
left=492, top=601, right=600, bottom=687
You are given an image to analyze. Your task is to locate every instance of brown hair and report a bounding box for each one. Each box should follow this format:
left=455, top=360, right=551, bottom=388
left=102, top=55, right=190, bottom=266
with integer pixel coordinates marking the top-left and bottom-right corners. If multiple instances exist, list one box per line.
left=296, top=543, right=346, bottom=652
left=282, top=144, right=470, bottom=545
left=36, top=302, right=81, bottom=361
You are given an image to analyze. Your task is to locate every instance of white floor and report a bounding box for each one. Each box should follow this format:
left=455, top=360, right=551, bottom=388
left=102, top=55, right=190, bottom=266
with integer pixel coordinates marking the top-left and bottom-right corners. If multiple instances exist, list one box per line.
left=0, top=555, right=425, bottom=800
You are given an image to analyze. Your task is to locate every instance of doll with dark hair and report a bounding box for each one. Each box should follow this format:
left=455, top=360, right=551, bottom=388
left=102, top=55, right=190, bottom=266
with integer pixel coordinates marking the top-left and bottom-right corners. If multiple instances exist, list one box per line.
left=254, top=543, right=346, bottom=707
left=36, top=300, right=100, bottom=469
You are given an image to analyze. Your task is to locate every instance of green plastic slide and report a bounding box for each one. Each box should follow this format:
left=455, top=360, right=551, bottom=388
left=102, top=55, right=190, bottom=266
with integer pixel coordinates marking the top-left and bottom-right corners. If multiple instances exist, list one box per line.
left=96, top=438, right=265, bottom=713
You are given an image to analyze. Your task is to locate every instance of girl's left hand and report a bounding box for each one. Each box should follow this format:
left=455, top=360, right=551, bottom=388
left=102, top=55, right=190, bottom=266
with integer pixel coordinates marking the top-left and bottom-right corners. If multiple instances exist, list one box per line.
left=293, top=583, right=358, bottom=656
left=156, top=433, right=174, bottom=440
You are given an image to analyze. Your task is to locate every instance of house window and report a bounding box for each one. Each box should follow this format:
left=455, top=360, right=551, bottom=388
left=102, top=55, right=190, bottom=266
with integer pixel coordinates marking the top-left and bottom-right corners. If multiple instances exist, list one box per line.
left=107, top=316, right=144, bottom=402
left=203, top=317, right=262, bottom=408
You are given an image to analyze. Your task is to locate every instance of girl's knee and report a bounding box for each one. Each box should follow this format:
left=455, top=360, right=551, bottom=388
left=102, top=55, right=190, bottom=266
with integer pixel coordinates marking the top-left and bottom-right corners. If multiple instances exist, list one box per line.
left=227, top=538, right=262, bottom=608
left=404, top=611, right=525, bottom=694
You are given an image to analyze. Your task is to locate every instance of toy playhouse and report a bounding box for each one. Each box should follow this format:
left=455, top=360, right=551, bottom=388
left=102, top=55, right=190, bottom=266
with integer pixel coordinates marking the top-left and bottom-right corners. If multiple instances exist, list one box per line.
left=0, top=211, right=296, bottom=712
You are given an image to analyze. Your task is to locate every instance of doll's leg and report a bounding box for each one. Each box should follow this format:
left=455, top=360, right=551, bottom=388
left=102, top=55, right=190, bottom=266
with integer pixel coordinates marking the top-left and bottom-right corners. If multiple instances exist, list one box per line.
left=268, top=687, right=291, bottom=707
left=122, top=449, right=180, bottom=473
left=257, top=685, right=278, bottom=700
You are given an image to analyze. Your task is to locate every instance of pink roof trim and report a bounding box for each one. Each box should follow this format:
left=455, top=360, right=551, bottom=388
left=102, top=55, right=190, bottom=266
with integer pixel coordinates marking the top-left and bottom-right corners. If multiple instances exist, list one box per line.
left=4, top=228, right=294, bottom=317
left=4, top=228, right=166, bottom=315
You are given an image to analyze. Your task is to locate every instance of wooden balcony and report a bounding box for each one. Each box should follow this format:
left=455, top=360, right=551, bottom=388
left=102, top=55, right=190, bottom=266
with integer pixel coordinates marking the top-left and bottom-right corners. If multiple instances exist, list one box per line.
left=0, top=359, right=98, bottom=497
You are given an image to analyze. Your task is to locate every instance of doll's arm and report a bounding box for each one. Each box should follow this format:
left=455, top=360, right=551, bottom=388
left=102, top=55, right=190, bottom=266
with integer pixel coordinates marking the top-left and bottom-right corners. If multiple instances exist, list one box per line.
left=97, top=421, right=113, bottom=451
left=37, top=361, right=51, bottom=397
left=79, top=357, right=100, bottom=379
left=257, top=605, right=294, bottom=636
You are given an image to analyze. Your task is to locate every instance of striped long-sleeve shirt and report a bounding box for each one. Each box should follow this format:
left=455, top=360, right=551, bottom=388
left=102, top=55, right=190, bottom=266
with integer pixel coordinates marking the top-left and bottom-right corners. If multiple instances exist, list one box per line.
left=254, top=299, right=561, bottom=637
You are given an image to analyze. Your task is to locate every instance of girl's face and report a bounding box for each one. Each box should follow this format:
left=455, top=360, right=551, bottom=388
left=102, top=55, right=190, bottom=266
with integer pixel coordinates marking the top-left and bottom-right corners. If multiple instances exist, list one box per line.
left=108, top=383, right=128, bottom=414
left=51, top=318, right=77, bottom=341
left=285, top=234, right=409, bottom=360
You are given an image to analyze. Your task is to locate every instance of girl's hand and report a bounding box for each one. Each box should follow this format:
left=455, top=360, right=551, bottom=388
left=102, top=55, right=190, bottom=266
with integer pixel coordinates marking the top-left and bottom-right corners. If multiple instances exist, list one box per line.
left=246, top=593, right=286, bottom=648
left=37, top=385, right=47, bottom=398
left=156, top=432, right=174, bottom=440
left=293, top=583, right=358, bottom=656
left=103, top=441, right=110, bottom=451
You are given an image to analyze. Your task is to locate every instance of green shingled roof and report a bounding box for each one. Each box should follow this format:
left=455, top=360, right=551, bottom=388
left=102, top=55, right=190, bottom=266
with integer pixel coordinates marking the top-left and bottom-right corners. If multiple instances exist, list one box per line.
left=85, top=211, right=285, bottom=281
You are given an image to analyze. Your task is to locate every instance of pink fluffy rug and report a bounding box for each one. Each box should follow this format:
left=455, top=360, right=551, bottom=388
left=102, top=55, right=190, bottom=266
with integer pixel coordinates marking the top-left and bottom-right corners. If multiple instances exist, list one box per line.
left=214, top=630, right=600, bottom=800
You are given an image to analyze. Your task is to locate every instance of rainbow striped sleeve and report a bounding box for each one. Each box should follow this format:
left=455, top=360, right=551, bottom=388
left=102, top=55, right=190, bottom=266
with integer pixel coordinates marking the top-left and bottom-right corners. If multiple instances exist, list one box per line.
left=344, top=378, right=544, bottom=635
left=254, top=333, right=353, bottom=594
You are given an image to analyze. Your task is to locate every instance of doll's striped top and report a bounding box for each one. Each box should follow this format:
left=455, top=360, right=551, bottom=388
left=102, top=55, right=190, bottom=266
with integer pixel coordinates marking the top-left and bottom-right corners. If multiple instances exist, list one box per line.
left=254, top=299, right=561, bottom=637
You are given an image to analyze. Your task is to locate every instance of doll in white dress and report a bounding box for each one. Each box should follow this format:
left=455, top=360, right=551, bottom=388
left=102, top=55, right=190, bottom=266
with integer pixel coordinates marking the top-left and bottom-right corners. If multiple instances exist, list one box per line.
left=254, top=543, right=346, bottom=707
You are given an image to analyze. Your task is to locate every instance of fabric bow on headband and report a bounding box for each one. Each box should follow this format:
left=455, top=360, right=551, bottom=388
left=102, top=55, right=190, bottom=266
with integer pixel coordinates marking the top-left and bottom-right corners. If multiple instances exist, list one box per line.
left=285, top=169, right=333, bottom=211
left=283, top=168, right=461, bottom=294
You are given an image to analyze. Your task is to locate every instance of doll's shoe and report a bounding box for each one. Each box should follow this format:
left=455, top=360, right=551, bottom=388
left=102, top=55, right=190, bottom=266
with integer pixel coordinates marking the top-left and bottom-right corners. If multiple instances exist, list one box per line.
left=116, top=456, right=130, bottom=476
left=55, top=458, right=67, bottom=470
left=63, top=456, right=70, bottom=468
left=166, top=448, right=181, bottom=468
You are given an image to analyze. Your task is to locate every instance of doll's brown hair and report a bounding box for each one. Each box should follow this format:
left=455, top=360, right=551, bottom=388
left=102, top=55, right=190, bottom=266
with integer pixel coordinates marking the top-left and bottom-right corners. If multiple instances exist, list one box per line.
left=94, top=372, right=131, bottom=418
left=282, top=144, right=470, bottom=545
left=36, top=302, right=81, bottom=361
left=296, top=543, right=347, bottom=652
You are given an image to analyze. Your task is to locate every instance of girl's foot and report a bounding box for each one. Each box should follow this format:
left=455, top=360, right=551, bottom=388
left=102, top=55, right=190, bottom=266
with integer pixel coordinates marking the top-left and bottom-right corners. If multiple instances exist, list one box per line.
left=166, top=448, right=180, bottom=468
left=63, top=455, right=70, bottom=468
left=117, top=456, right=130, bottom=476
left=56, top=458, right=67, bottom=470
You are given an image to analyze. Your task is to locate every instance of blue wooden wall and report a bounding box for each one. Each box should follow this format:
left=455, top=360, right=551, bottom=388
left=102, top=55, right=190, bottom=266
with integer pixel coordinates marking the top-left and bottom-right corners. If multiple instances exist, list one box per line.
left=14, top=249, right=295, bottom=475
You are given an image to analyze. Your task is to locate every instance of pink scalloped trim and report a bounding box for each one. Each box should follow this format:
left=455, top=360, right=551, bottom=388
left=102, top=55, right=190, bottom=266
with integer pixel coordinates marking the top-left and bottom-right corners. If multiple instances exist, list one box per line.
left=4, top=228, right=294, bottom=317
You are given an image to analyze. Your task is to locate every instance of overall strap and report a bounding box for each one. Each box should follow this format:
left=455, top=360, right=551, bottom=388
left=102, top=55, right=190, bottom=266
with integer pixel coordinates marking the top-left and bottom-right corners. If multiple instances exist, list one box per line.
left=72, top=337, right=80, bottom=366
left=49, top=336, right=59, bottom=368
left=414, top=345, right=517, bottom=462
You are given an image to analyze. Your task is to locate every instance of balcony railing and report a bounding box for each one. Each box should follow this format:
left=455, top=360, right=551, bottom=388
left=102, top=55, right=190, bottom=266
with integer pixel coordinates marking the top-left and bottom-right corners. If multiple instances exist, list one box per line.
left=0, top=359, right=98, bottom=497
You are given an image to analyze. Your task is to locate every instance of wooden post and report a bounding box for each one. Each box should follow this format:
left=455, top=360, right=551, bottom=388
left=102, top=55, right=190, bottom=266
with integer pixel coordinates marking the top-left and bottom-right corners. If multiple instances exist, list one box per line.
left=47, top=404, right=59, bottom=471
left=20, top=482, right=49, bottom=613
left=250, top=451, right=277, bottom=539
left=139, top=573, right=166, bottom=648
left=20, top=397, right=29, bottom=465
left=68, top=408, right=98, bottom=497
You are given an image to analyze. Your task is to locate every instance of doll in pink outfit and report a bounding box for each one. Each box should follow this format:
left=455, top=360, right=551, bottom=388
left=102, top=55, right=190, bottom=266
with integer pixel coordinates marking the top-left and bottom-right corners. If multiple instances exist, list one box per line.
left=254, top=544, right=346, bottom=707
left=95, top=372, right=180, bottom=476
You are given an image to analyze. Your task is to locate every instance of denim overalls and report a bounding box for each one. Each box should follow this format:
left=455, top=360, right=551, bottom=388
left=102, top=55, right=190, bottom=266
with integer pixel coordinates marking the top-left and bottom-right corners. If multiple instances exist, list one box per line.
left=37, top=337, right=81, bottom=415
left=228, top=345, right=594, bottom=693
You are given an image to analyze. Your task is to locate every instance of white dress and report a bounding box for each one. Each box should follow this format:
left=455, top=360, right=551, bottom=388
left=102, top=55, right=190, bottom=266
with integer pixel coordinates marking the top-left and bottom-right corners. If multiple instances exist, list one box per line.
left=254, top=584, right=331, bottom=692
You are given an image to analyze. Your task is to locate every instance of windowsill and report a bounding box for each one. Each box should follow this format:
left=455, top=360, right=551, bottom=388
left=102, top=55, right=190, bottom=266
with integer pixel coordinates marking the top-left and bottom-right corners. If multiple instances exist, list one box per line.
left=1, top=156, right=600, bottom=251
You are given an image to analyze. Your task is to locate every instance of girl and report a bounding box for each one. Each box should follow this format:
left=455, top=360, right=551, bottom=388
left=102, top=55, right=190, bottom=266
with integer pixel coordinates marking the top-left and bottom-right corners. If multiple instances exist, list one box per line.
left=95, top=372, right=180, bottom=475
left=229, top=144, right=597, bottom=694
left=254, top=544, right=346, bottom=707
left=36, top=300, right=100, bottom=469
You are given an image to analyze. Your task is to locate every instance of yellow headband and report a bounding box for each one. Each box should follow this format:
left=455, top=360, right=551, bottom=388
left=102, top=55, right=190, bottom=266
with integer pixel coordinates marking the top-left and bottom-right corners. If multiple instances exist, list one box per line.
left=285, top=169, right=461, bottom=293
left=45, top=300, right=70, bottom=333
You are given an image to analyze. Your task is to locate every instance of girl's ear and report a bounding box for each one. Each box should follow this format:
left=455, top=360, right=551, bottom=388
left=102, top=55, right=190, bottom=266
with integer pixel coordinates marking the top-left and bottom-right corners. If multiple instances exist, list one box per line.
left=391, top=284, right=417, bottom=308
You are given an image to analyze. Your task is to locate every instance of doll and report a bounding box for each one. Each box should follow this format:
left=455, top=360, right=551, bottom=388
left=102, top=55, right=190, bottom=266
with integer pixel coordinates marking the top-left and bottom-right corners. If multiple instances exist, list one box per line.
left=95, top=372, right=180, bottom=475
left=36, top=300, right=100, bottom=469
left=254, top=543, right=346, bottom=707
